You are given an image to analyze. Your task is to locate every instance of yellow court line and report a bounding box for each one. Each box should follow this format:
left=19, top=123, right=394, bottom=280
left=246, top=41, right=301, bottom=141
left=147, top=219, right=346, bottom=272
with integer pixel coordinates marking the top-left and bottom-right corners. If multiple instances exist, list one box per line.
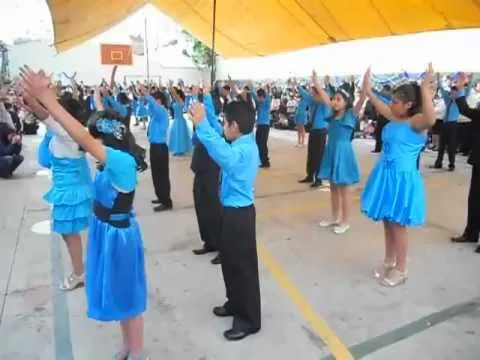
left=257, top=243, right=354, bottom=360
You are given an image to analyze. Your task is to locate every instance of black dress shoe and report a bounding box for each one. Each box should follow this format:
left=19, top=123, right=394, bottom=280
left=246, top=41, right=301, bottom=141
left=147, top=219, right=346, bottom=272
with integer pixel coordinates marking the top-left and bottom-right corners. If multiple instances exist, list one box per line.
left=310, top=181, right=322, bottom=188
left=475, top=246, right=480, bottom=254
left=151, top=199, right=161, bottom=204
left=211, top=255, right=221, bottom=265
left=298, top=177, right=313, bottom=184
left=192, top=246, right=216, bottom=255
left=429, top=164, right=442, bottom=169
left=448, top=165, right=455, bottom=172
left=451, top=234, right=477, bottom=243
left=223, top=328, right=259, bottom=341
left=213, top=305, right=233, bottom=317
left=260, top=163, right=270, bottom=169
left=154, top=203, right=173, bottom=212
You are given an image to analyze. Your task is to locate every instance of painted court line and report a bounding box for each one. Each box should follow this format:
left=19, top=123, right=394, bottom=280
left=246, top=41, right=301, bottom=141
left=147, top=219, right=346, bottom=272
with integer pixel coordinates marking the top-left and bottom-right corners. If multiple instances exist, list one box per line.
left=258, top=243, right=354, bottom=360
left=0, top=206, right=25, bottom=326
left=50, top=233, right=74, bottom=360
left=47, top=178, right=450, bottom=359
left=320, top=297, right=480, bottom=360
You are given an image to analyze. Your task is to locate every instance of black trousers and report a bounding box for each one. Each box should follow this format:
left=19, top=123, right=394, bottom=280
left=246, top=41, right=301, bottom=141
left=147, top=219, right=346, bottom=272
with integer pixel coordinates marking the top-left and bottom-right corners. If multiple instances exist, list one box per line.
left=464, top=165, right=480, bottom=241
left=0, top=154, right=24, bottom=178
left=150, top=143, right=172, bottom=207
left=374, top=117, right=389, bottom=152
left=220, top=206, right=261, bottom=332
left=435, top=122, right=458, bottom=167
left=305, top=129, right=327, bottom=180
left=255, top=125, right=270, bottom=166
left=458, top=122, right=472, bottom=155
left=193, top=169, right=222, bottom=250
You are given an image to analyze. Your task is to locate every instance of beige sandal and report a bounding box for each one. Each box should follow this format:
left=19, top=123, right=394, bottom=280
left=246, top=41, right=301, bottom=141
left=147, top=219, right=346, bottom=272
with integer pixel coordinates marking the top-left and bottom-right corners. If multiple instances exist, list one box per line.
left=380, top=268, right=408, bottom=287
left=373, top=262, right=396, bottom=279
left=333, top=223, right=350, bottom=234
left=59, top=272, right=85, bottom=291
left=319, top=219, right=340, bottom=228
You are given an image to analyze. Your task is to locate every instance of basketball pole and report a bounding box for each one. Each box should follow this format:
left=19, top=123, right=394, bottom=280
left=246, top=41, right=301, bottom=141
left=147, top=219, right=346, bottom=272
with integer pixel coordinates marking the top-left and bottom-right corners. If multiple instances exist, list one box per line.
left=210, top=0, right=217, bottom=87
left=144, top=14, right=150, bottom=83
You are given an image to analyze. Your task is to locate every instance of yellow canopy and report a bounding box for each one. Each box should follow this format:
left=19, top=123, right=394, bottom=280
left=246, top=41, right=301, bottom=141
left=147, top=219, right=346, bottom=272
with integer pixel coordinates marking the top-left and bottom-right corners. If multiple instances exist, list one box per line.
left=49, top=0, right=480, bottom=57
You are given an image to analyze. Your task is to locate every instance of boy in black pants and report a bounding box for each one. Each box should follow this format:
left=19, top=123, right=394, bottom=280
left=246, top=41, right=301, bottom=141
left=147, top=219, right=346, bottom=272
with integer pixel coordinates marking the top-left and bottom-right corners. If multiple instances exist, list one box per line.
left=143, top=89, right=173, bottom=212
left=190, top=100, right=261, bottom=341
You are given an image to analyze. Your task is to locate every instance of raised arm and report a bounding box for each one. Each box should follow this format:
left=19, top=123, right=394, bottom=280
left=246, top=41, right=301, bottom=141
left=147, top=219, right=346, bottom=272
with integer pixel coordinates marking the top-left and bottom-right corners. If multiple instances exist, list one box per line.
left=353, top=72, right=368, bottom=117
left=189, top=103, right=242, bottom=173
left=203, top=95, right=223, bottom=135
left=298, top=84, right=314, bottom=104
left=312, top=70, right=333, bottom=107
left=363, top=68, right=395, bottom=120
left=227, top=76, right=241, bottom=98
left=22, top=93, right=70, bottom=140
left=410, top=63, right=436, bottom=131
left=21, top=67, right=106, bottom=163
left=454, top=72, right=480, bottom=121
left=110, top=65, right=118, bottom=92
left=62, top=72, right=80, bottom=100
left=94, top=86, right=105, bottom=111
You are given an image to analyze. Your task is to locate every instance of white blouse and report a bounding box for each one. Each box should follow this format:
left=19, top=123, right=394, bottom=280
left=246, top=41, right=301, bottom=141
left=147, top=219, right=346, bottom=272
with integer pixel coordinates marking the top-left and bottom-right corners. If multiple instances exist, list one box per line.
left=44, top=116, right=83, bottom=159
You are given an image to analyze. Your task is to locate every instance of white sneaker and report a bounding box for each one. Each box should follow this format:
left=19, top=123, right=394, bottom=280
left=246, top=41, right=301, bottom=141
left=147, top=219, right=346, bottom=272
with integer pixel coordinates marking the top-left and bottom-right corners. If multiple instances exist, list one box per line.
left=333, top=224, right=350, bottom=234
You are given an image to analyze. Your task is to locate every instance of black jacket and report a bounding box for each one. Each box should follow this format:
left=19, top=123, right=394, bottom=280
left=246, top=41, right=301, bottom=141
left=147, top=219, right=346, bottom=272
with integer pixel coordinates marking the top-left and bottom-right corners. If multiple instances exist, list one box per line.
left=190, top=142, right=219, bottom=174
left=456, top=96, right=480, bottom=166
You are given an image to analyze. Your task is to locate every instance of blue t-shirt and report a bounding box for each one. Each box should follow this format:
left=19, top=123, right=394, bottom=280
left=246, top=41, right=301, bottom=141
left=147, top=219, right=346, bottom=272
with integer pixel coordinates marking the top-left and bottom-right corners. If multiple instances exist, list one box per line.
left=144, top=96, right=169, bottom=144
left=195, top=119, right=259, bottom=207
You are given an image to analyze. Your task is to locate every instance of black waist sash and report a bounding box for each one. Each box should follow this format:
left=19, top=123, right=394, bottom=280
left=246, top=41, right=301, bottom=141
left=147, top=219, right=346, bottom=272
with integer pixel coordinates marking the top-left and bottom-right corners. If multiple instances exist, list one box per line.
left=94, top=191, right=135, bottom=228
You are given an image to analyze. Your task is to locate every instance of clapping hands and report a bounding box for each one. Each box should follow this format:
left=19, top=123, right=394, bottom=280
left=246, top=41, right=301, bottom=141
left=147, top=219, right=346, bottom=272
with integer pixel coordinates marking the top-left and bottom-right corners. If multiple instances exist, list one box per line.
left=20, top=65, right=56, bottom=104
left=189, top=102, right=206, bottom=125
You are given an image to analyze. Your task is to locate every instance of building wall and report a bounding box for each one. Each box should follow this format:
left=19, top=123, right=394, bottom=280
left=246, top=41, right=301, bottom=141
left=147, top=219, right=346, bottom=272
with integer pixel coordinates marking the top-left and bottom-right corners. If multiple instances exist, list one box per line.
left=9, top=40, right=208, bottom=85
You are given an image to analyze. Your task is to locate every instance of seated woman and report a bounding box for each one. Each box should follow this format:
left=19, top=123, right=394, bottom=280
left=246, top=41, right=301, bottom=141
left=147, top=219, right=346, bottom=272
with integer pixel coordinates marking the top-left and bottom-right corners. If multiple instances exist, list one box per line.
left=0, top=123, right=23, bottom=178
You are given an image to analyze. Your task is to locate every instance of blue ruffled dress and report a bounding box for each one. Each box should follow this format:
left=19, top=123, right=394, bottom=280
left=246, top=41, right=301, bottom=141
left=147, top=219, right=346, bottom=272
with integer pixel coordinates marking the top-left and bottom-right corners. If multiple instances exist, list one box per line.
left=135, top=99, right=148, bottom=119
left=86, top=147, right=147, bottom=322
left=361, top=121, right=427, bottom=226
left=168, top=102, right=192, bottom=155
left=39, top=133, right=93, bottom=235
left=131, top=99, right=139, bottom=117
left=318, top=109, right=360, bottom=185
left=295, top=97, right=308, bottom=126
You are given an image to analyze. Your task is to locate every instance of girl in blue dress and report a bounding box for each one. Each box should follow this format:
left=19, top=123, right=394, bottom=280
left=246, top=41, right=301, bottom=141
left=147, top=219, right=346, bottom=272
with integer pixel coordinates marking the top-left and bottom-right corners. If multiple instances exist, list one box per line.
left=22, top=69, right=149, bottom=360
left=35, top=94, right=93, bottom=291
left=135, top=96, right=148, bottom=129
left=313, top=71, right=367, bottom=235
left=361, top=65, right=436, bottom=287
left=169, top=86, right=192, bottom=156
left=294, top=82, right=308, bottom=147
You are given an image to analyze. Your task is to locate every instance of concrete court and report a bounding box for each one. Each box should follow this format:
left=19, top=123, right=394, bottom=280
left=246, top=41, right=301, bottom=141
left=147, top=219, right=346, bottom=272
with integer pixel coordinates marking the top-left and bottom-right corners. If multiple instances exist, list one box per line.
left=1, top=126, right=480, bottom=360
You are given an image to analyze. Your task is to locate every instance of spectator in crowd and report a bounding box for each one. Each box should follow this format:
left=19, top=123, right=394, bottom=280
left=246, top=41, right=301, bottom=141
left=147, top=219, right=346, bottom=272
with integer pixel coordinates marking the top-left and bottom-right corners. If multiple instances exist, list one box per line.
left=0, top=122, right=23, bottom=178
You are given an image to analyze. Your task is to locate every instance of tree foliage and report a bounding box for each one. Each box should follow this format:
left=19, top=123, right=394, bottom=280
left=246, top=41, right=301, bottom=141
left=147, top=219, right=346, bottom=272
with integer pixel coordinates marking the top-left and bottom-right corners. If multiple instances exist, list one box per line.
left=181, top=30, right=215, bottom=69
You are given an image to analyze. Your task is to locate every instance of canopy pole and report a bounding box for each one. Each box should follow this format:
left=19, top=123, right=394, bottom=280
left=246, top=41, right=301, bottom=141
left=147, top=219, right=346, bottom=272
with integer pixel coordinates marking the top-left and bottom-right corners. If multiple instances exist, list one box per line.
left=210, top=0, right=217, bottom=87
left=144, top=15, right=150, bottom=83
